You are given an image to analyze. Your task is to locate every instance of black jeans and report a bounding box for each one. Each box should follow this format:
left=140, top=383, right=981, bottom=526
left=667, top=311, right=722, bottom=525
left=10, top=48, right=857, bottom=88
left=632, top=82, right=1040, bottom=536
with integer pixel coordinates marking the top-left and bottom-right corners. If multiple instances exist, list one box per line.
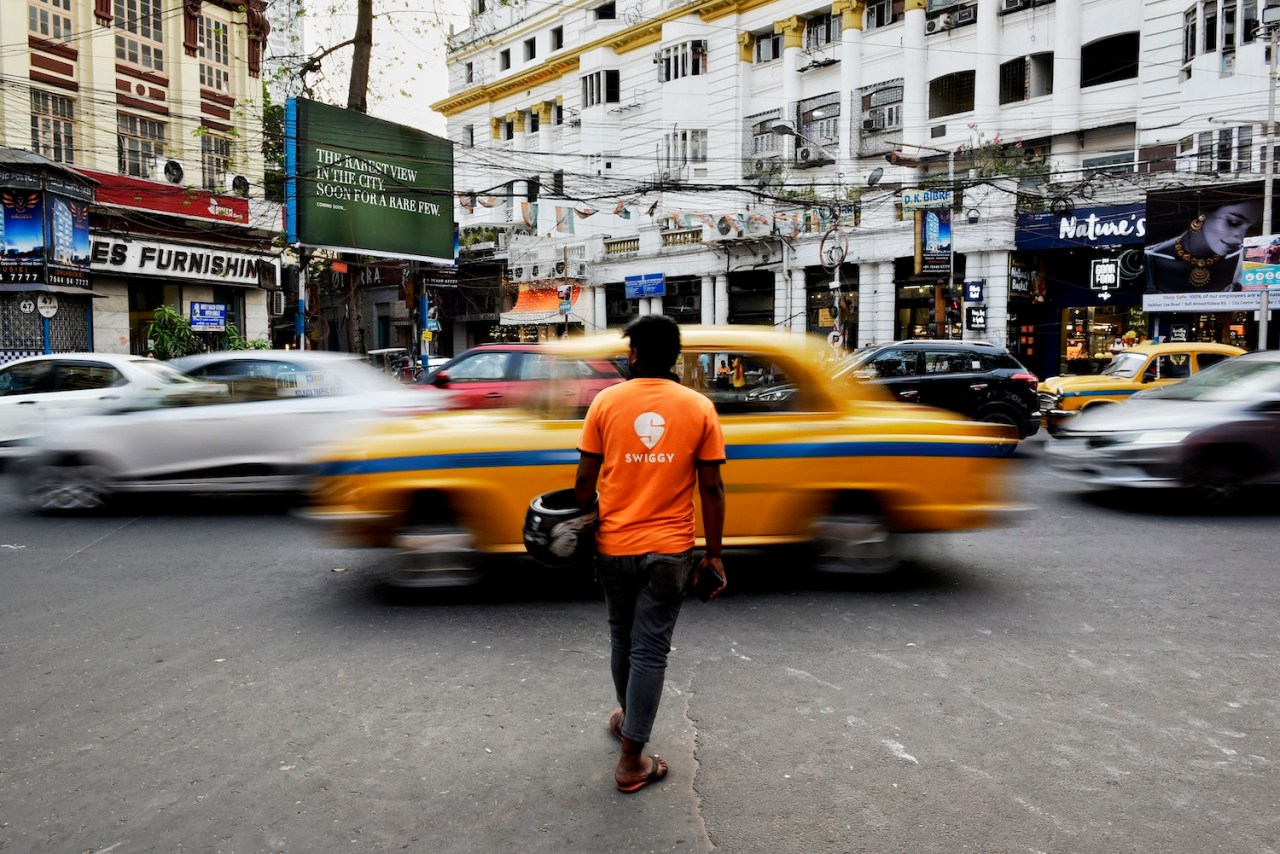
left=595, top=550, right=694, bottom=744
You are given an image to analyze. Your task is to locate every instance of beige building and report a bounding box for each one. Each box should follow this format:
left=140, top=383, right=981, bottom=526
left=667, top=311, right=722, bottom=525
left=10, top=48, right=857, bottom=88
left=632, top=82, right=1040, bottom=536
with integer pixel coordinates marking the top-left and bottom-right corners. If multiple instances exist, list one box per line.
left=1, top=0, right=281, bottom=361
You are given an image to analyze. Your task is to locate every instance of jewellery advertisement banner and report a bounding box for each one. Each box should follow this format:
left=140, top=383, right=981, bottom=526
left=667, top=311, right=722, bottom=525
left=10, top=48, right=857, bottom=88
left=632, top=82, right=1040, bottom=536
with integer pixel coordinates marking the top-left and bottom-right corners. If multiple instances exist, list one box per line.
left=1143, top=180, right=1270, bottom=311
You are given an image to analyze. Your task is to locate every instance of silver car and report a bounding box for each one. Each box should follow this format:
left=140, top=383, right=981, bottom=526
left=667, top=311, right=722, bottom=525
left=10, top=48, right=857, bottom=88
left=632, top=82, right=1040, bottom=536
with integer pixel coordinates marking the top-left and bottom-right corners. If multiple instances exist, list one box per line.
left=21, top=351, right=443, bottom=512
left=0, top=353, right=225, bottom=461
left=1045, top=350, right=1280, bottom=506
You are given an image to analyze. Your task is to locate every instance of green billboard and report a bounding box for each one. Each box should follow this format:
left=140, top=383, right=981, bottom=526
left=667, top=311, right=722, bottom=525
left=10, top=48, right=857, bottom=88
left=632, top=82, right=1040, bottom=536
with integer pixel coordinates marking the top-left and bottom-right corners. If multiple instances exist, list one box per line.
left=285, top=98, right=454, bottom=263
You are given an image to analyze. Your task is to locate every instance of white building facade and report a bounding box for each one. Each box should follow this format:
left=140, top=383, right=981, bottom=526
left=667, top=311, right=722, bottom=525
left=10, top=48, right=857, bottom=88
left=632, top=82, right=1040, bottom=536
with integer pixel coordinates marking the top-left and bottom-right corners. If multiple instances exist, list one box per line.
left=437, top=0, right=1275, bottom=379
left=1, top=0, right=280, bottom=361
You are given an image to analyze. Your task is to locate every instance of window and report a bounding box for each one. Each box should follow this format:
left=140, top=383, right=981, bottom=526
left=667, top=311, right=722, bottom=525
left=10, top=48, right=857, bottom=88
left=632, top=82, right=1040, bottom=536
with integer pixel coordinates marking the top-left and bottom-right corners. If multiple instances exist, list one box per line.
left=553, top=103, right=564, bottom=125
left=1081, top=33, right=1139, bottom=86
left=524, top=37, right=536, bottom=61
left=199, top=16, right=231, bottom=92
left=499, top=49, right=510, bottom=71
left=552, top=170, right=564, bottom=194
left=581, top=69, right=620, bottom=106
left=529, top=110, right=540, bottom=134
left=663, top=129, right=708, bottom=167
left=805, top=13, right=841, bottom=49
left=445, top=351, right=513, bottom=381
left=30, top=90, right=75, bottom=164
left=1000, top=57, right=1028, bottom=104
left=1197, top=130, right=1215, bottom=172
left=29, top=0, right=72, bottom=42
left=657, top=40, right=707, bottom=82
left=799, top=95, right=839, bottom=144
left=54, top=361, right=125, bottom=391
left=502, top=118, right=514, bottom=140
left=201, top=134, right=231, bottom=190
left=1204, top=1, right=1218, bottom=52
left=755, top=32, right=782, bottom=63
left=749, top=112, right=781, bottom=156
left=865, top=349, right=918, bottom=379
left=114, top=0, right=165, bottom=72
left=1243, top=0, right=1258, bottom=42
left=527, top=175, right=540, bottom=202
left=463, top=125, right=474, bottom=147
left=1223, top=0, right=1238, bottom=49
left=928, top=70, right=975, bottom=119
left=1236, top=124, right=1252, bottom=172
left=117, top=112, right=165, bottom=177
left=551, top=26, right=564, bottom=50
left=465, top=62, right=474, bottom=83
left=1081, top=153, right=1136, bottom=177
left=923, top=351, right=978, bottom=374
left=595, top=2, right=616, bottom=20
left=1184, top=7, right=1198, bottom=62
left=867, top=0, right=895, bottom=29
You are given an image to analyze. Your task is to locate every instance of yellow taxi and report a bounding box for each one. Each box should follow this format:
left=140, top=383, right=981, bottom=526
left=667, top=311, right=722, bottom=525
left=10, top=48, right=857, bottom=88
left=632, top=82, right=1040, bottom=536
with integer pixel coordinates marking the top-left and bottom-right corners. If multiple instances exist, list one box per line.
left=301, top=328, right=1023, bottom=584
left=1037, top=341, right=1245, bottom=436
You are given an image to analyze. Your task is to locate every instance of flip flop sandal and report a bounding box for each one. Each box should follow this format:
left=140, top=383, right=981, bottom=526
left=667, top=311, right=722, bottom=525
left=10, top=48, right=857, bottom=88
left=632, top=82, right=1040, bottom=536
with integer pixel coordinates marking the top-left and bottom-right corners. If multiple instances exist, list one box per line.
left=616, top=755, right=667, bottom=793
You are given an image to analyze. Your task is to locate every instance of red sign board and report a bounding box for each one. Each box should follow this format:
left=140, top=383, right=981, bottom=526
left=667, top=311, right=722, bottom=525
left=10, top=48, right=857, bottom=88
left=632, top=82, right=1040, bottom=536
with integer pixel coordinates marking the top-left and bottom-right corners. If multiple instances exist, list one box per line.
left=72, top=168, right=251, bottom=226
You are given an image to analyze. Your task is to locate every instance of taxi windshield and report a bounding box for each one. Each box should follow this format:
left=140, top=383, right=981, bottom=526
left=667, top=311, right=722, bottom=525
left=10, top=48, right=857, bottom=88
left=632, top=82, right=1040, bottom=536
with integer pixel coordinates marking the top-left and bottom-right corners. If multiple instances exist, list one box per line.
left=1100, top=352, right=1145, bottom=378
left=1148, top=359, right=1280, bottom=402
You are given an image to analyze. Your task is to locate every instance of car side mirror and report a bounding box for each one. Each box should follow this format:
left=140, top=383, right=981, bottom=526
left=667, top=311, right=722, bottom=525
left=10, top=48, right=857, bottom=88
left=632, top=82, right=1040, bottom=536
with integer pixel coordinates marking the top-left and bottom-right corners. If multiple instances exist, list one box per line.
left=431, top=371, right=450, bottom=388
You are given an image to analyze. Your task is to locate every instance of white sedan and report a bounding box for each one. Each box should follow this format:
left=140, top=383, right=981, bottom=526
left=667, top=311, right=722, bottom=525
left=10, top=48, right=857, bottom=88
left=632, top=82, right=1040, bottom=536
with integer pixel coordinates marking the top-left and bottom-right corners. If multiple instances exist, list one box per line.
left=0, top=353, right=225, bottom=461
left=20, top=350, right=444, bottom=512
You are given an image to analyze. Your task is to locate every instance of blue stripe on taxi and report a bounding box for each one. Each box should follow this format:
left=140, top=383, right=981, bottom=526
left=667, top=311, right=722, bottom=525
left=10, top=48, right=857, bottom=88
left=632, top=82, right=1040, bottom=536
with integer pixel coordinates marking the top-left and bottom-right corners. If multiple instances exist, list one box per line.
left=313, top=440, right=1013, bottom=477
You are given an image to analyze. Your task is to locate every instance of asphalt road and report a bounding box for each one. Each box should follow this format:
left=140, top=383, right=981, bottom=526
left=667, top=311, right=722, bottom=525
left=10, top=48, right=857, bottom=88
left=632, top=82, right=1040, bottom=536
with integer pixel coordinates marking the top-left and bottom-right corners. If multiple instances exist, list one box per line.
left=1, top=438, right=1277, bottom=853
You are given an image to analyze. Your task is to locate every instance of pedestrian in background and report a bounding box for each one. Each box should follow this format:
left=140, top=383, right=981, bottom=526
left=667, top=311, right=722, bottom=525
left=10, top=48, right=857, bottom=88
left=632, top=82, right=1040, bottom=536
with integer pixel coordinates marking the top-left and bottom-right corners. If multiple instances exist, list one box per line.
left=574, top=314, right=726, bottom=794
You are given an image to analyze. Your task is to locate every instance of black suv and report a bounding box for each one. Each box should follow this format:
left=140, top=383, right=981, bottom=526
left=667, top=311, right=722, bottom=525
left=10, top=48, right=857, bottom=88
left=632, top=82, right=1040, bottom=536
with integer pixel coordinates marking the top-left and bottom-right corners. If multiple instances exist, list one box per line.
left=747, top=340, right=1042, bottom=439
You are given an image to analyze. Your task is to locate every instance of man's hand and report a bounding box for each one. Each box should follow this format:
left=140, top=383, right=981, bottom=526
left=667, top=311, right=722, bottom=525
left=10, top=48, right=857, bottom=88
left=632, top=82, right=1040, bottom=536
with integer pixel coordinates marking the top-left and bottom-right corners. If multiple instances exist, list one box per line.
left=692, top=554, right=726, bottom=601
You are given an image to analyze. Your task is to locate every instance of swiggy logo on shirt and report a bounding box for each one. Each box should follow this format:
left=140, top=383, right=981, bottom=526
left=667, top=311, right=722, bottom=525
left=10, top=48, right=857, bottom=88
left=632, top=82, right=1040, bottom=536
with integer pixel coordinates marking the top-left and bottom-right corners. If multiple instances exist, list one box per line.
left=628, top=411, right=675, bottom=462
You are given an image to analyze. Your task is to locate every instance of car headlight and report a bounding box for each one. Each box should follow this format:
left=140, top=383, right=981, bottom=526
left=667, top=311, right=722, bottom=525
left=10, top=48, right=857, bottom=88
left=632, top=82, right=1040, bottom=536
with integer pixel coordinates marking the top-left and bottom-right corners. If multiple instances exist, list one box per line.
left=1131, top=430, right=1191, bottom=446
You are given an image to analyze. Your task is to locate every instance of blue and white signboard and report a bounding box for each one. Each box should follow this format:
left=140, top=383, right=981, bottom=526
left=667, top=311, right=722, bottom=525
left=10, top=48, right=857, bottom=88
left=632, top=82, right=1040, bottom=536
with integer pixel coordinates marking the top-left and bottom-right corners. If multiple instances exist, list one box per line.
left=965, top=280, right=984, bottom=302
left=190, top=301, right=227, bottom=332
left=1015, top=204, right=1146, bottom=251
left=624, top=272, right=666, bottom=299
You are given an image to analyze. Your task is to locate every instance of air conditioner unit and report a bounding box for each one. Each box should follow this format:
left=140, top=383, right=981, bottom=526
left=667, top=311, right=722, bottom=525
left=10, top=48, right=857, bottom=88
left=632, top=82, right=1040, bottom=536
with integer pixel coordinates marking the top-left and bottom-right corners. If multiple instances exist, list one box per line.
left=554, top=260, right=566, bottom=276
left=1000, top=0, right=1023, bottom=11
left=925, top=14, right=954, bottom=33
left=798, top=147, right=814, bottom=162
left=680, top=295, right=701, bottom=311
left=530, top=264, right=541, bottom=279
left=574, top=261, right=588, bottom=277
left=223, top=173, right=251, bottom=197
left=1022, top=146, right=1046, bottom=165
left=511, top=265, right=526, bottom=281
left=151, top=157, right=186, bottom=184
left=753, top=156, right=781, bottom=173
left=610, top=299, right=638, bottom=316
left=955, top=6, right=977, bottom=24
left=270, top=290, right=287, bottom=316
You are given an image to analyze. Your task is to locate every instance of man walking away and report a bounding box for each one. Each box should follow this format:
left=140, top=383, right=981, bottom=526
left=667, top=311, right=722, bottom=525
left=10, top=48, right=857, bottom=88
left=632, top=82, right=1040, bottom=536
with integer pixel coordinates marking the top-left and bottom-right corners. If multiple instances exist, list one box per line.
left=574, top=315, right=726, bottom=793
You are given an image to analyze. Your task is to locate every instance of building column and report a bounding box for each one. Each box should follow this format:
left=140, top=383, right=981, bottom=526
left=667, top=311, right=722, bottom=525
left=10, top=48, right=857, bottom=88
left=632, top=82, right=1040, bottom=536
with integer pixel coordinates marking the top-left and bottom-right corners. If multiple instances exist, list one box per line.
left=648, top=296, right=663, bottom=316
left=901, top=0, right=928, bottom=153
left=974, top=0, right=1000, bottom=135
left=715, top=275, right=729, bottom=325
left=1051, top=0, right=1084, bottom=175
left=790, top=269, right=806, bottom=333
left=577, top=282, right=596, bottom=332
left=701, top=274, right=714, bottom=325
left=834, top=0, right=864, bottom=159
left=537, top=102, right=553, bottom=156
left=774, top=269, right=789, bottom=328
left=595, top=284, right=608, bottom=331
left=774, top=16, right=806, bottom=159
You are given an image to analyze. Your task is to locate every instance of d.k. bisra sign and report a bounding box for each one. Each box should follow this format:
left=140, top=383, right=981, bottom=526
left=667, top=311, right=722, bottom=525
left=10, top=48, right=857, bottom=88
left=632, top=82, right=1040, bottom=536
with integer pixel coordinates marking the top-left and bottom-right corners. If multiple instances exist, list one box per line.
left=284, top=98, right=454, bottom=264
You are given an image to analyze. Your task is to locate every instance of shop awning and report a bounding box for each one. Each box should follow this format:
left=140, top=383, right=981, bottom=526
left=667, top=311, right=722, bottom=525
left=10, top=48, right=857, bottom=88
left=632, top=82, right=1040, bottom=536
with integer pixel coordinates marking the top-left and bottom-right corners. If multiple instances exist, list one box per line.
left=499, top=283, right=581, bottom=326
left=0, top=283, right=106, bottom=297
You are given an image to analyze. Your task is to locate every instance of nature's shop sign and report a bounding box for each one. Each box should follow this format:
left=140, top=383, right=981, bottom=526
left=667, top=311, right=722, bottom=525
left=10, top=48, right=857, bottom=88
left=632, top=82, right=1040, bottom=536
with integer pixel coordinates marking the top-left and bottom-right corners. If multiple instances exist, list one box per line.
left=90, top=236, right=278, bottom=286
left=1016, top=204, right=1146, bottom=251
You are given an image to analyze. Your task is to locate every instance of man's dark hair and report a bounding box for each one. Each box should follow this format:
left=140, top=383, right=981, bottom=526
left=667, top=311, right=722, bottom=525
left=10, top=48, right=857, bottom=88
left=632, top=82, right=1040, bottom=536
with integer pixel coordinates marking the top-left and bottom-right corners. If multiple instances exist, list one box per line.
left=623, top=314, right=681, bottom=376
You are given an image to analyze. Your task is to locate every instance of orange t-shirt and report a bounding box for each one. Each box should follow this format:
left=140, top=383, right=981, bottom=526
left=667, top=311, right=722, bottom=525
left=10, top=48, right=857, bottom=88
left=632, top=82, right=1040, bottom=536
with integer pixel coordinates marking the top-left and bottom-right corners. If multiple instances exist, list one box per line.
left=578, top=377, right=726, bottom=556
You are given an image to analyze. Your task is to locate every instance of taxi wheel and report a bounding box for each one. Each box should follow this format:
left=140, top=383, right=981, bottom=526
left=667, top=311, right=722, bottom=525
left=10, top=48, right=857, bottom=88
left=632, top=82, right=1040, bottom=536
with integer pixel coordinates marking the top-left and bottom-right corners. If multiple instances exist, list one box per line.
left=811, top=507, right=898, bottom=575
left=28, top=460, right=113, bottom=513
left=384, top=517, right=485, bottom=588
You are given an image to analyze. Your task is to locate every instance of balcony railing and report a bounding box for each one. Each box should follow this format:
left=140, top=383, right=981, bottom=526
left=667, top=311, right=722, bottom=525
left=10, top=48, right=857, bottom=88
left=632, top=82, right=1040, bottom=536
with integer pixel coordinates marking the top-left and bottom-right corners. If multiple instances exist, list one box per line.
left=604, top=237, right=640, bottom=255
left=661, top=228, right=703, bottom=248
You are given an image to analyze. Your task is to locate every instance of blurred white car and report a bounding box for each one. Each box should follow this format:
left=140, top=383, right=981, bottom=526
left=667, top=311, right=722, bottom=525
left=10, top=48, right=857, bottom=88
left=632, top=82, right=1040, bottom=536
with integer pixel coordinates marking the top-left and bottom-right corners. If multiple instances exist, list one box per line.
left=0, top=353, right=225, bottom=461
left=20, top=350, right=444, bottom=512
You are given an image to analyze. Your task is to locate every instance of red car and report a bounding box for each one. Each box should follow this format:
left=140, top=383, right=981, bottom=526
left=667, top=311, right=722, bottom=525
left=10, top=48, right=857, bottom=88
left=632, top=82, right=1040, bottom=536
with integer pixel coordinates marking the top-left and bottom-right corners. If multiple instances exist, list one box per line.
left=415, top=343, right=625, bottom=410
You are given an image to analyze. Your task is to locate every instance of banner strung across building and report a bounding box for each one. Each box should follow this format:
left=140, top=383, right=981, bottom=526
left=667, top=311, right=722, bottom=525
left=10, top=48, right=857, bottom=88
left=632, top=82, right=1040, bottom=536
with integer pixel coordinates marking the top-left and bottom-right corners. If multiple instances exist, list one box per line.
left=284, top=99, right=454, bottom=263
left=1143, top=180, right=1270, bottom=312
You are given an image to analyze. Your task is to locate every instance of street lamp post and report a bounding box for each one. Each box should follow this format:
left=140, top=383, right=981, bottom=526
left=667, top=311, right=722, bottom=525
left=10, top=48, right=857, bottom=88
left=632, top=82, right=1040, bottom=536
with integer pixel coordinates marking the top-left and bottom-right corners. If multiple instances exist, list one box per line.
left=1260, top=5, right=1280, bottom=349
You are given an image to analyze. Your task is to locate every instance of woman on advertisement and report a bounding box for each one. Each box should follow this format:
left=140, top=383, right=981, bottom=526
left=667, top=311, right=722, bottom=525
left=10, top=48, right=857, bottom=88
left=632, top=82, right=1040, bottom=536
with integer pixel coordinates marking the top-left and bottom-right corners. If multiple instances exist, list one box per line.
left=1145, top=187, right=1265, bottom=294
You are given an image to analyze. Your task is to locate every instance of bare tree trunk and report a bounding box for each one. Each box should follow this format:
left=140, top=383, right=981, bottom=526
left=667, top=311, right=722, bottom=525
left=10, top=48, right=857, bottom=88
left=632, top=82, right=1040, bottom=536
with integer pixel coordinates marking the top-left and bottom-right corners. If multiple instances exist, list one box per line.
left=347, top=0, right=373, bottom=115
